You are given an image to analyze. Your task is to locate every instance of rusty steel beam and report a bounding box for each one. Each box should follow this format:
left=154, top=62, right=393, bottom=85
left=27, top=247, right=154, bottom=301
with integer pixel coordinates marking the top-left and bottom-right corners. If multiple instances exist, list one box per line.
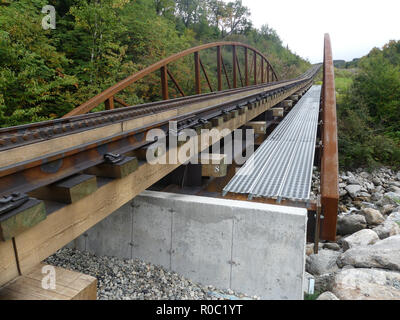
left=167, top=69, right=185, bottom=97
left=160, top=66, right=169, bottom=100
left=63, top=42, right=279, bottom=118
left=245, top=47, right=249, bottom=86
left=253, top=52, right=257, bottom=85
left=114, top=97, right=129, bottom=108
left=232, top=45, right=237, bottom=88
left=261, top=59, right=264, bottom=83
left=221, top=56, right=231, bottom=89
left=104, top=97, right=114, bottom=110
left=199, top=58, right=214, bottom=92
left=320, top=34, right=339, bottom=241
left=236, top=54, right=244, bottom=87
left=194, top=52, right=201, bottom=95
left=217, top=46, right=222, bottom=91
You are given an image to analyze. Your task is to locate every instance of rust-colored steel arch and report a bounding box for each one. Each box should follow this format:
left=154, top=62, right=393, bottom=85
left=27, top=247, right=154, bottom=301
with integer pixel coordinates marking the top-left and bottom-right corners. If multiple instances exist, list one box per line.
left=63, top=42, right=279, bottom=118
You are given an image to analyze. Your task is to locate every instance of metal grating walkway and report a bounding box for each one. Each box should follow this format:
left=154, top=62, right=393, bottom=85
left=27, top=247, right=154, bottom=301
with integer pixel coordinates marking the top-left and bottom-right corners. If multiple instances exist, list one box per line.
left=223, top=85, right=321, bottom=202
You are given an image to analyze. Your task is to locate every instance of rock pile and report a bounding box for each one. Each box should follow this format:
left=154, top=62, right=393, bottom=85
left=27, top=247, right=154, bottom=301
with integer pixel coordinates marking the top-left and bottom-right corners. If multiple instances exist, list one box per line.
left=307, top=167, right=400, bottom=300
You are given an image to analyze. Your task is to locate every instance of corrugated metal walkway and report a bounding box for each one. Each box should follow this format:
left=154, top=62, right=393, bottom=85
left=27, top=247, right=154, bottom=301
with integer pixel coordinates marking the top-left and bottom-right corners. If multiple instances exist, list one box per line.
left=223, top=85, right=321, bottom=202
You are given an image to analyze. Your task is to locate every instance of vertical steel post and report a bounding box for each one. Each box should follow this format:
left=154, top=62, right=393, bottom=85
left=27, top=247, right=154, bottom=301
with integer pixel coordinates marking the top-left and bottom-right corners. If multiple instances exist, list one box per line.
left=253, top=51, right=257, bottom=85
left=105, top=97, right=115, bottom=110
left=232, top=45, right=237, bottom=88
left=160, top=66, right=169, bottom=100
left=261, top=59, right=264, bottom=83
left=244, top=47, right=249, bottom=86
left=267, top=64, right=270, bottom=83
left=194, top=52, right=201, bottom=94
left=217, top=46, right=222, bottom=91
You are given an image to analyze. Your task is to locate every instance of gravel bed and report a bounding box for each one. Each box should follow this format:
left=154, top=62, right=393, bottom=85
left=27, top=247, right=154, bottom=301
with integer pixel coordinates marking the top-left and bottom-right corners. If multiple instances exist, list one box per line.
left=45, top=248, right=259, bottom=300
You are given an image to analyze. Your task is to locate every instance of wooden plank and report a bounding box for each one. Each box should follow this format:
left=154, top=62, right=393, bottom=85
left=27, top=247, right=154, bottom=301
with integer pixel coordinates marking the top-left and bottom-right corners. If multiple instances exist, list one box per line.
left=13, top=82, right=310, bottom=275
left=29, top=174, right=97, bottom=204
left=0, top=240, right=19, bottom=287
left=0, top=263, right=97, bottom=300
left=85, top=156, right=139, bottom=179
left=247, top=121, right=267, bottom=135
left=0, top=199, right=46, bottom=241
left=281, top=100, right=293, bottom=108
left=200, top=154, right=227, bottom=178
left=272, top=108, right=284, bottom=117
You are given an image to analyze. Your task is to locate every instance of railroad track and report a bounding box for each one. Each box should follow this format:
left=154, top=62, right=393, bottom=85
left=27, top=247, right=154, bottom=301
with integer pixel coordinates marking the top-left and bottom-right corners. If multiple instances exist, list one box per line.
left=0, top=65, right=320, bottom=200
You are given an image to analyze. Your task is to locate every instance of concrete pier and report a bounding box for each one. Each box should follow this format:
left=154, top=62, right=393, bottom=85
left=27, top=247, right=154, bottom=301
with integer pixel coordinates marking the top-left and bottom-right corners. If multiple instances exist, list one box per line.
left=70, top=191, right=307, bottom=299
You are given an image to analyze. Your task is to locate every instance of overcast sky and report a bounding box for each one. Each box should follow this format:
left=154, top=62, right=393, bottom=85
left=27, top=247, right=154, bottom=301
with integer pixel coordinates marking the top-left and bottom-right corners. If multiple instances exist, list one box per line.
left=241, top=0, right=400, bottom=63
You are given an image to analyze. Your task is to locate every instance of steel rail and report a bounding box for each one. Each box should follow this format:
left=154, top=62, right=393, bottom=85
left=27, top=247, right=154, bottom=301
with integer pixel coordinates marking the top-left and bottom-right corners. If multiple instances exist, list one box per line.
left=0, top=69, right=313, bottom=153
left=0, top=74, right=318, bottom=198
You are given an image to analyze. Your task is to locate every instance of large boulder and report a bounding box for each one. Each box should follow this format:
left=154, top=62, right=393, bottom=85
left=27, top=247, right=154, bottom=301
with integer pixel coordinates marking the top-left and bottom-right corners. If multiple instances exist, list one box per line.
left=338, top=235, right=400, bottom=271
left=360, top=208, right=385, bottom=226
left=346, top=185, right=361, bottom=198
left=373, top=220, right=400, bottom=240
left=306, top=250, right=340, bottom=276
left=337, top=214, right=367, bottom=236
left=342, top=229, right=379, bottom=251
left=331, top=268, right=400, bottom=300
left=316, top=291, right=339, bottom=300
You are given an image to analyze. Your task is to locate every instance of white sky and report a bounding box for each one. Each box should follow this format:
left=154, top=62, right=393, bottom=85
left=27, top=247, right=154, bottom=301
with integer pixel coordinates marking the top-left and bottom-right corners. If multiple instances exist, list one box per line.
left=241, top=0, right=400, bottom=63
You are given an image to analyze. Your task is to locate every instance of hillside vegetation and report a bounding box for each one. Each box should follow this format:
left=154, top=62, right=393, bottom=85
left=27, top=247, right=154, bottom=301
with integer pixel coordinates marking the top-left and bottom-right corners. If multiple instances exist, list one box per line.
left=337, top=40, right=400, bottom=169
left=0, top=0, right=310, bottom=127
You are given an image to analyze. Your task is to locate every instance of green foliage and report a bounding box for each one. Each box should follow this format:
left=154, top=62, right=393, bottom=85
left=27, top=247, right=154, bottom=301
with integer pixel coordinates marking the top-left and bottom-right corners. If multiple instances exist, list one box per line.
left=337, top=41, right=400, bottom=169
left=0, top=0, right=310, bottom=127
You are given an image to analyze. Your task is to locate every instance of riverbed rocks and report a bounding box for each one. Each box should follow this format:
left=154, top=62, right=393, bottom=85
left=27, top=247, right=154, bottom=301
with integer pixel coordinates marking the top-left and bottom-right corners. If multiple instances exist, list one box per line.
left=337, top=214, right=367, bottom=236
left=306, top=249, right=340, bottom=276
left=316, top=291, right=339, bottom=300
left=360, top=208, right=385, bottom=226
left=373, top=220, right=400, bottom=240
left=338, top=235, right=400, bottom=271
left=341, top=229, right=379, bottom=251
left=308, top=167, right=400, bottom=300
left=331, top=268, right=400, bottom=300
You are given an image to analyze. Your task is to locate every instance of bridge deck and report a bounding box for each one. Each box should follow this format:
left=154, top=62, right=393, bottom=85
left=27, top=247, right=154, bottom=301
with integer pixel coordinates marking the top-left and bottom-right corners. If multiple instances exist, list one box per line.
left=223, top=85, right=321, bottom=202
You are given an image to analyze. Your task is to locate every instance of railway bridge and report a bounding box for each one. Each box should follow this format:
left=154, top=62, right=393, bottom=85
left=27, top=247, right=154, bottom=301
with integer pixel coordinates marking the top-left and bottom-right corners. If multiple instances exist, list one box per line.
left=0, top=34, right=338, bottom=300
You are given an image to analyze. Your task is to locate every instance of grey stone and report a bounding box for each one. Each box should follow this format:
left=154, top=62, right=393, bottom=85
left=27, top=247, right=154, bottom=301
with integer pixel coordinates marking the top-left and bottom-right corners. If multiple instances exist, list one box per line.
left=387, top=212, right=400, bottom=224
left=396, top=172, right=400, bottom=181
left=306, top=250, right=340, bottom=276
left=372, top=177, right=382, bottom=186
left=315, top=273, right=336, bottom=293
left=317, top=291, right=339, bottom=300
left=382, top=204, right=396, bottom=215
left=331, top=268, right=400, bottom=300
left=342, top=229, right=379, bottom=251
left=371, top=192, right=383, bottom=202
left=384, top=192, right=400, bottom=204
left=346, top=185, right=361, bottom=198
left=337, top=214, right=367, bottom=236
left=323, top=243, right=341, bottom=251
left=361, top=208, right=385, bottom=226
left=389, top=186, right=400, bottom=194
left=338, top=235, right=400, bottom=271
left=373, top=220, right=400, bottom=240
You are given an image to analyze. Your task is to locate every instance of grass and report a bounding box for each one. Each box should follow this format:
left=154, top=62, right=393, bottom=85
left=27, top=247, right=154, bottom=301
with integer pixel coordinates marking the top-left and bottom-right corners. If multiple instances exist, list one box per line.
left=304, top=291, right=321, bottom=300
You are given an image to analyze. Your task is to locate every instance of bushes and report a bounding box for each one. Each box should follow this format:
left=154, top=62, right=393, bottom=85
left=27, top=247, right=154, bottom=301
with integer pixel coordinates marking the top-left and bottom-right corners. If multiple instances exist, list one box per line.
left=337, top=41, right=400, bottom=169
